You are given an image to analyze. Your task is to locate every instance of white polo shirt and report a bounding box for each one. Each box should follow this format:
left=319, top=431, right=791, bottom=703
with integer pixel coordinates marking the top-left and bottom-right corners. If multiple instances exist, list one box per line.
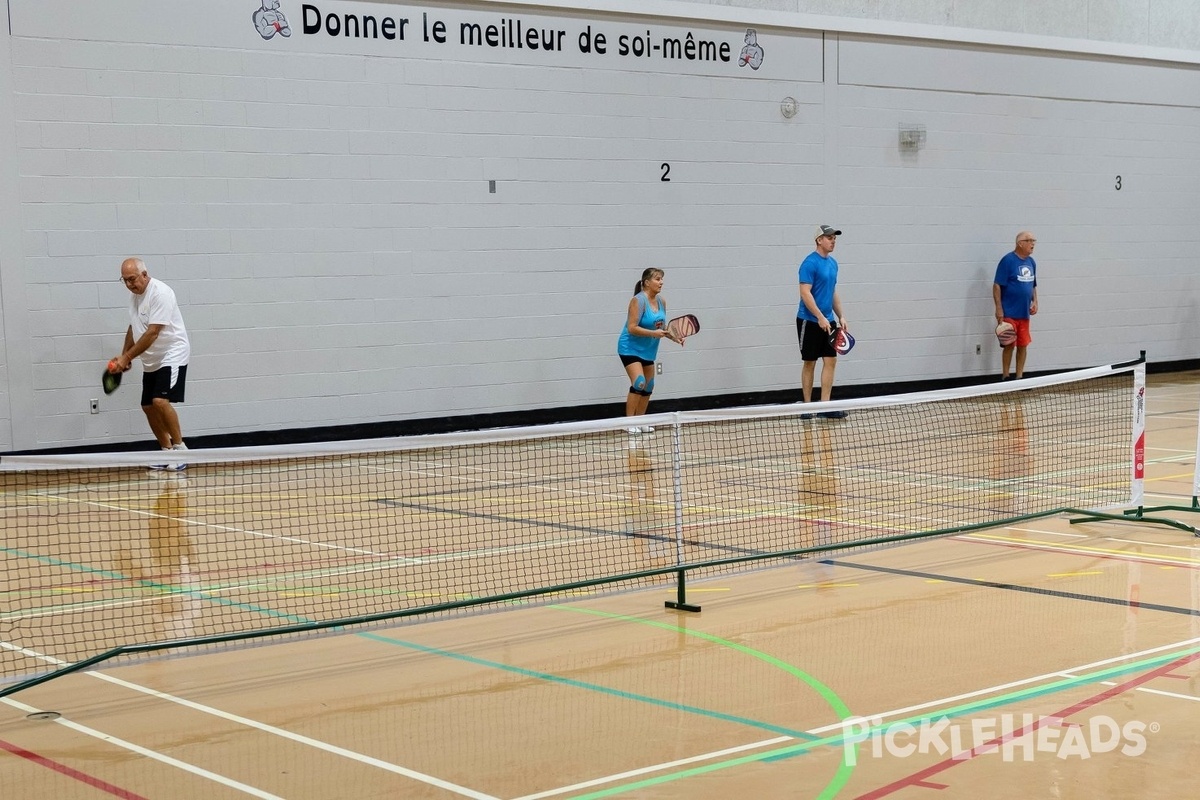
left=130, top=278, right=190, bottom=370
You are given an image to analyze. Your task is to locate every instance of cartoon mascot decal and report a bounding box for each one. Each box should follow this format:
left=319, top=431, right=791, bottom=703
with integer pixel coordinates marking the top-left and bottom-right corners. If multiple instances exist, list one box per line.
left=739, top=29, right=764, bottom=70
left=254, top=0, right=291, bottom=40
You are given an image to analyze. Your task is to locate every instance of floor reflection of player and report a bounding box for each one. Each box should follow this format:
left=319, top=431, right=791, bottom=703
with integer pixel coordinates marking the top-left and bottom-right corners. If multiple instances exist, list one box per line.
left=798, top=422, right=840, bottom=559
left=148, top=477, right=200, bottom=641
left=990, top=399, right=1030, bottom=517
left=114, top=478, right=200, bottom=641
left=627, top=441, right=672, bottom=564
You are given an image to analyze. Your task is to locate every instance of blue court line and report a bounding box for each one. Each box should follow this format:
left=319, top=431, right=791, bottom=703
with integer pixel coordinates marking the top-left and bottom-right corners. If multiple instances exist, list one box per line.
left=2, top=542, right=821, bottom=743
left=358, top=630, right=820, bottom=742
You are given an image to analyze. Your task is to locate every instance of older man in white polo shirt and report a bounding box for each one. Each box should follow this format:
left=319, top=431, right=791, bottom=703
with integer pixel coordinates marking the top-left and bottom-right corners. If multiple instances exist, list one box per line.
left=112, top=257, right=191, bottom=470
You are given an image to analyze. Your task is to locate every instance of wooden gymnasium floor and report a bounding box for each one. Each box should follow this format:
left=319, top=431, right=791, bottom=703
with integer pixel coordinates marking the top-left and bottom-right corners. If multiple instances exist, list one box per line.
left=1, top=372, right=1199, bottom=799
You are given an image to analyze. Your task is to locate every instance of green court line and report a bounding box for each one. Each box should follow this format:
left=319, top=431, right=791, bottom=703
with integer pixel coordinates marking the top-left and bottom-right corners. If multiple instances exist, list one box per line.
left=9, top=502, right=1184, bottom=798
left=2, top=532, right=646, bottom=619
left=0, top=546, right=132, bottom=582
left=0, top=544, right=312, bottom=626
left=2, top=540, right=839, bottom=748
left=562, top=644, right=1200, bottom=799
left=559, top=607, right=852, bottom=717
left=0, top=541, right=425, bottom=621
left=359, top=632, right=822, bottom=742
left=555, top=606, right=857, bottom=800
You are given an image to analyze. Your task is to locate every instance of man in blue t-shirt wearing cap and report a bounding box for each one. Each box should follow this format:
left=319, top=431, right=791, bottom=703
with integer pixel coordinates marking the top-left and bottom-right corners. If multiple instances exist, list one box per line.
left=796, top=224, right=849, bottom=419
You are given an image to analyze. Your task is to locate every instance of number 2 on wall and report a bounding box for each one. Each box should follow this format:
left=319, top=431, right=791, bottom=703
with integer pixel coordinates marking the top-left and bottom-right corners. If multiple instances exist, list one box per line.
left=661, top=163, right=671, bottom=182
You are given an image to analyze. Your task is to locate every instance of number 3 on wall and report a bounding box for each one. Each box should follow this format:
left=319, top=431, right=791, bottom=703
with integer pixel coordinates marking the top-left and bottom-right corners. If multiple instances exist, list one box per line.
left=1115, top=175, right=1121, bottom=190
left=661, top=163, right=671, bottom=182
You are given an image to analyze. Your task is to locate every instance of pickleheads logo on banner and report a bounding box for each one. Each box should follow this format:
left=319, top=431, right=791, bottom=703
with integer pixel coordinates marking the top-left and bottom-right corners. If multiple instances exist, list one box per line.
left=254, top=0, right=292, bottom=39
left=840, top=714, right=1157, bottom=765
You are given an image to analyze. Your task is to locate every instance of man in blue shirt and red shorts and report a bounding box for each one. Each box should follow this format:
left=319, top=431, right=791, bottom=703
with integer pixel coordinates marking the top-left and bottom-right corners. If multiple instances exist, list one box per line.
left=993, top=231, right=1039, bottom=380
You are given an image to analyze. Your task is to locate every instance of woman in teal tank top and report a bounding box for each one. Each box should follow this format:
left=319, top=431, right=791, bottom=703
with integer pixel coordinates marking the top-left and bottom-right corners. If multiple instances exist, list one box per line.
left=617, top=268, right=680, bottom=433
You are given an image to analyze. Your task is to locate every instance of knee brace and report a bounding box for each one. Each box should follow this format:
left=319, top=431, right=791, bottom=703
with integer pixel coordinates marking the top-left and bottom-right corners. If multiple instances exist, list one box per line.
left=630, top=375, right=650, bottom=396
left=644, top=377, right=655, bottom=396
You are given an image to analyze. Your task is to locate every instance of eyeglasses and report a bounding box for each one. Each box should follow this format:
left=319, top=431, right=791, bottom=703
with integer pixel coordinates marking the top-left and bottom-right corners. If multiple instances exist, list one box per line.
left=119, top=275, right=141, bottom=285
left=1019, top=238, right=1037, bottom=244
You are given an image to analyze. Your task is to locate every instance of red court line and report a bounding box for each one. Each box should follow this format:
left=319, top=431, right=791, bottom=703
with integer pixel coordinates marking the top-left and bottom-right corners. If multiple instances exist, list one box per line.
left=856, top=650, right=1200, bottom=799
left=0, top=738, right=149, bottom=800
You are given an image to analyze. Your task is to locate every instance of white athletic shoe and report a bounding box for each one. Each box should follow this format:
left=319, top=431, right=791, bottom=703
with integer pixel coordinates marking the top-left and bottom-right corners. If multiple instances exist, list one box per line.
left=628, top=427, right=643, bottom=435
left=149, top=443, right=188, bottom=472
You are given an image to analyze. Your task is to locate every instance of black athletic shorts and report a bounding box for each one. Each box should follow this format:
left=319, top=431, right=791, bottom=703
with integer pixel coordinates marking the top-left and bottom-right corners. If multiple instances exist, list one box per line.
left=796, top=319, right=837, bottom=362
left=141, top=364, right=188, bottom=407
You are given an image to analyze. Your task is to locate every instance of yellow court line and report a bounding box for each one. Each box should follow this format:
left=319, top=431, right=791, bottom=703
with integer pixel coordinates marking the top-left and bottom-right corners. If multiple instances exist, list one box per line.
left=1046, top=571, right=1104, bottom=577
left=966, top=532, right=1200, bottom=565
left=1148, top=471, right=1198, bottom=482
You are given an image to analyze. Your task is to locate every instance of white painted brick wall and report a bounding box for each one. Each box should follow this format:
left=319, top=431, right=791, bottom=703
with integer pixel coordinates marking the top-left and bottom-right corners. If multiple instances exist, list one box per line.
left=0, top=1, right=1197, bottom=448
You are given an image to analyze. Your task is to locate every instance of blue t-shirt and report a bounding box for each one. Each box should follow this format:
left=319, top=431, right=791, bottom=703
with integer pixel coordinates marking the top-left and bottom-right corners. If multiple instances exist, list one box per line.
left=797, top=252, right=838, bottom=323
left=994, top=253, right=1037, bottom=320
left=617, top=293, right=666, bottom=360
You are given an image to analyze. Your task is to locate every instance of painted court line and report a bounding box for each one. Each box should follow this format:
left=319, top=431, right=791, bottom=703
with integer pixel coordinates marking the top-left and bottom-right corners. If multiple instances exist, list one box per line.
left=855, top=650, right=1200, bottom=799
left=554, top=643, right=1200, bottom=799
left=507, top=736, right=794, bottom=800
left=70, top=495, right=422, bottom=562
left=15, top=488, right=421, bottom=563
left=1, top=525, right=634, bottom=627
left=1103, top=537, right=1200, bottom=552
left=0, top=642, right=499, bottom=800
left=91, top=673, right=500, bottom=800
left=0, top=735, right=148, bottom=800
left=828, top=559, right=1199, bottom=616
left=1, top=696, right=283, bottom=799
left=802, top=636, right=1200, bottom=740
left=362, top=631, right=821, bottom=742
left=515, top=608, right=1200, bottom=800
left=998, top=526, right=1087, bottom=538
left=961, top=532, right=1200, bottom=568
left=1101, top=684, right=1200, bottom=703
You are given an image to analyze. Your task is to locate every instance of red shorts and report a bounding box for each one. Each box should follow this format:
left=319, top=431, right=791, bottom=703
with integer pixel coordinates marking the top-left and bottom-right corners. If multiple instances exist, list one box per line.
left=1002, top=318, right=1032, bottom=347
